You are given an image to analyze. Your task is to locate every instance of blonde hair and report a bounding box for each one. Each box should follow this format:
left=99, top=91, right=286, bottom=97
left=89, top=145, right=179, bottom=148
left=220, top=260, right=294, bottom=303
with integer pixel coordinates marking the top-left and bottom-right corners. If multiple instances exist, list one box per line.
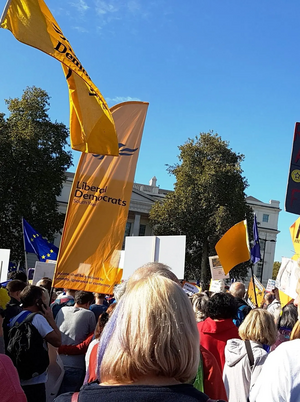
left=100, top=275, right=200, bottom=384
left=239, top=308, right=277, bottom=346
left=127, top=262, right=179, bottom=290
left=290, top=320, right=300, bottom=340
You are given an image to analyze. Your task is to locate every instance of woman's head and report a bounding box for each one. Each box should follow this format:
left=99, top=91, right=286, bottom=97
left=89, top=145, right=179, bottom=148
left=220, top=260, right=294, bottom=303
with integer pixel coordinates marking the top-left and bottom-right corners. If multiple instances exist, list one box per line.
left=100, top=275, right=200, bottom=384
left=94, top=303, right=116, bottom=339
left=206, top=292, right=238, bottom=320
left=278, top=303, right=298, bottom=330
left=191, top=292, right=209, bottom=322
left=239, top=309, right=277, bottom=345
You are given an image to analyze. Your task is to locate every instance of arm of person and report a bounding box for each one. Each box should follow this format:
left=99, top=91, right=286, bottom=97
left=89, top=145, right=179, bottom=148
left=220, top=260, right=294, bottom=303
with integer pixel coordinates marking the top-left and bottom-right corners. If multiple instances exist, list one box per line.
left=41, top=305, right=62, bottom=347
left=58, top=333, right=94, bottom=355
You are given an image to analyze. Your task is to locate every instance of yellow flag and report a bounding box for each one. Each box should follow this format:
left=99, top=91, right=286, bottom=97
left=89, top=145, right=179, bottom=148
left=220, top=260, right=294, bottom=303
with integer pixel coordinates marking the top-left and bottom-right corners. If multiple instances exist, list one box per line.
left=290, top=217, right=300, bottom=260
left=278, top=289, right=293, bottom=308
left=215, top=220, right=250, bottom=274
left=53, top=101, right=148, bottom=294
left=247, top=275, right=265, bottom=308
left=1, top=0, right=118, bottom=155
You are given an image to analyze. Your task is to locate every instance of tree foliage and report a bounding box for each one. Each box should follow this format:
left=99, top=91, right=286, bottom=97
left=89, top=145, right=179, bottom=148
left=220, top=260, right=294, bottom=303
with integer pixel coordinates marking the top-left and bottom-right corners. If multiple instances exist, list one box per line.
left=150, top=133, right=253, bottom=286
left=0, top=86, right=72, bottom=262
left=272, top=261, right=281, bottom=280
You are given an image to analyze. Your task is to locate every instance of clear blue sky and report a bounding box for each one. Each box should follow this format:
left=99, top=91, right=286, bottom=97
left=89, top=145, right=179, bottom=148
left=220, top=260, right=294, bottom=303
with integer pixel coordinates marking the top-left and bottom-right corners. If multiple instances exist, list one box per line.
left=1, top=0, right=300, bottom=262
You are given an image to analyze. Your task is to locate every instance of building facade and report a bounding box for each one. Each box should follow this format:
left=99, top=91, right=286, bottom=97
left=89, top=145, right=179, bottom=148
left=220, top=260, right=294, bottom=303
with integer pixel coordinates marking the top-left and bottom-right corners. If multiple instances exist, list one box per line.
left=56, top=174, right=280, bottom=285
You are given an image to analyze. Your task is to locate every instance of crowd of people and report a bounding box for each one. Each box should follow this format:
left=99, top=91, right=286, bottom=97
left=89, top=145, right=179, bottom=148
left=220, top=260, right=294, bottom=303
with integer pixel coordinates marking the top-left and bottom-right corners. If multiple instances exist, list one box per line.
left=0, top=264, right=300, bottom=402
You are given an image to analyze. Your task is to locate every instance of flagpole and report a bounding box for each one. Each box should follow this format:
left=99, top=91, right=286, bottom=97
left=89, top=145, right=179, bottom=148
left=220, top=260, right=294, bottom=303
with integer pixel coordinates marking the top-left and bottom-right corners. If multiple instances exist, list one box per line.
left=21, top=217, right=29, bottom=275
left=0, top=0, right=12, bottom=24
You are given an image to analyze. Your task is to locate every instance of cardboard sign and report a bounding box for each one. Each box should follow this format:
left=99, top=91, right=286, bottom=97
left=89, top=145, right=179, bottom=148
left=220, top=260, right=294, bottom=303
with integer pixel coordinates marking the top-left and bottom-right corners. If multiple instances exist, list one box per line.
left=209, top=279, right=225, bottom=293
left=209, top=255, right=229, bottom=280
left=276, top=257, right=300, bottom=299
left=0, top=249, right=10, bottom=283
left=123, top=235, right=186, bottom=280
left=33, top=261, right=56, bottom=285
left=266, top=279, right=276, bottom=292
left=182, top=281, right=200, bottom=296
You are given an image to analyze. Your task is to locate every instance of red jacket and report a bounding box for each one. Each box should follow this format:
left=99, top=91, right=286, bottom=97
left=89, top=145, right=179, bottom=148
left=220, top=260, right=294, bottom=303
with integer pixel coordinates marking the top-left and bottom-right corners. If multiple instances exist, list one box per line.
left=200, top=345, right=228, bottom=401
left=197, top=317, right=239, bottom=372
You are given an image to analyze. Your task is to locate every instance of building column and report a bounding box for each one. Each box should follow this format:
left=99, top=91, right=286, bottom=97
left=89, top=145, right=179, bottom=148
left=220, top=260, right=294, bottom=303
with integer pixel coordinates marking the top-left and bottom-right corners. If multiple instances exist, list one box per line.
left=132, top=213, right=141, bottom=236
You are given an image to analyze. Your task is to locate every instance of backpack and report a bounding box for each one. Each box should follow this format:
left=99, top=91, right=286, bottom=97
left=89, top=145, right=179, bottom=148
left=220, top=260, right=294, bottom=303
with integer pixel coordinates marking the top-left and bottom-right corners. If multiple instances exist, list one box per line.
left=7, top=312, right=50, bottom=380
left=233, top=304, right=250, bottom=327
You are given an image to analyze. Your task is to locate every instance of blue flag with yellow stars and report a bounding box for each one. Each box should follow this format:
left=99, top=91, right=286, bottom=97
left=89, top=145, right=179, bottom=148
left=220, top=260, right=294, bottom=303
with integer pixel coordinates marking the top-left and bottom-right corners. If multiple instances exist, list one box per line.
left=23, top=218, right=58, bottom=261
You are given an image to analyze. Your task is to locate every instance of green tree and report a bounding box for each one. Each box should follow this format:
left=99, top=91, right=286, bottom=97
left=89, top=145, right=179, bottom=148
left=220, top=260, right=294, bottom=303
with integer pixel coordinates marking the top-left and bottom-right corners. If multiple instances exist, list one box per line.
left=150, top=133, right=253, bottom=286
left=0, top=86, right=72, bottom=262
left=272, top=261, right=281, bottom=280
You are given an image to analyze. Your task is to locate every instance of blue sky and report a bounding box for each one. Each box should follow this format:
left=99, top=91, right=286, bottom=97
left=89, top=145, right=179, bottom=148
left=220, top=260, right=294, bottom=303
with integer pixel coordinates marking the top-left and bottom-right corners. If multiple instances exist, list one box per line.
left=1, top=0, right=300, bottom=262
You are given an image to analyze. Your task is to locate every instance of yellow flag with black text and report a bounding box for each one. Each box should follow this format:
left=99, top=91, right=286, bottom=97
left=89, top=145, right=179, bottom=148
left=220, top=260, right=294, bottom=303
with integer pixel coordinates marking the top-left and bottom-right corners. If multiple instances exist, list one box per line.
left=215, top=220, right=250, bottom=274
left=53, top=102, right=148, bottom=294
left=1, top=0, right=118, bottom=155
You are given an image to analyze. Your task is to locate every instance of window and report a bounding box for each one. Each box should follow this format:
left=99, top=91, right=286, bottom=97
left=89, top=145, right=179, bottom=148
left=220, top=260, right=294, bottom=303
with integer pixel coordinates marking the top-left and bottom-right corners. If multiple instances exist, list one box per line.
left=124, top=222, right=132, bottom=237
left=122, top=222, right=132, bottom=249
left=139, top=224, right=146, bottom=236
left=262, top=214, right=269, bottom=223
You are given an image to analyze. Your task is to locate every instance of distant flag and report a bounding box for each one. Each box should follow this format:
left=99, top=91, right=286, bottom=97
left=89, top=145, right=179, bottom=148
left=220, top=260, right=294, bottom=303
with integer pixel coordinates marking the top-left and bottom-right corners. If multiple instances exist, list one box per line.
left=250, top=214, right=261, bottom=264
left=23, top=218, right=58, bottom=261
left=215, top=220, right=250, bottom=275
left=8, top=261, right=17, bottom=273
left=0, top=0, right=118, bottom=156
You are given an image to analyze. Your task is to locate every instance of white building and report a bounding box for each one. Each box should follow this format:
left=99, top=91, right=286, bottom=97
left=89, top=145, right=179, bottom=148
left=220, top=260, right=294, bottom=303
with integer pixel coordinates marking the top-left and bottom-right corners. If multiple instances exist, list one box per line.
left=246, top=197, right=281, bottom=286
left=56, top=174, right=280, bottom=285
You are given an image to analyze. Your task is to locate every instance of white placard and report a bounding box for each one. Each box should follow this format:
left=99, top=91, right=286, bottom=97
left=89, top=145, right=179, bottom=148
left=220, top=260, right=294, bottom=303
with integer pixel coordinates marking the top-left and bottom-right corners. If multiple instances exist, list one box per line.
left=266, top=278, right=276, bottom=292
left=0, top=249, right=10, bottom=283
left=182, top=282, right=200, bottom=296
left=209, top=255, right=229, bottom=280
left=276, top=257, right=300, bottom=299
left=209, top=279, right=225, bottom=293
left=33, top=261, right=56, bottom=285
left=123, top=235, right=186, bottom=280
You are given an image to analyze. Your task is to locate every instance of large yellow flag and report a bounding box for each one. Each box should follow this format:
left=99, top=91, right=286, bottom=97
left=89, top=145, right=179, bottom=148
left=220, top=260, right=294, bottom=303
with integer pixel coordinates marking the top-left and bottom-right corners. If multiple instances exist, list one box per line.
left=53, top=101, right=148, bottom=294
left=215, top=220, right=250, bottom=274
left=1, top=0, right=118, bottom=155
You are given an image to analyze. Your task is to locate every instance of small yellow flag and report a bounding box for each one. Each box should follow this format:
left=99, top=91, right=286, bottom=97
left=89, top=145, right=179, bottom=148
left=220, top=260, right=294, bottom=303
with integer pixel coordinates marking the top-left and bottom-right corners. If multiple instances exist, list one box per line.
left=1, top=0, right=118, bottom=155
left=247, top=275, right=265, bottom=307
left=215, top=220, right=250, bottom=274
left=290, top=217, right=300, bottom=260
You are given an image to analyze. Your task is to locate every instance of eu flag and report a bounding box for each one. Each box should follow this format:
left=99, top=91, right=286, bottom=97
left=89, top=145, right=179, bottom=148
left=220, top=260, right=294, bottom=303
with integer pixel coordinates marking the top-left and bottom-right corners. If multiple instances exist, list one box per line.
left=250, top=214, right=261, bottom=264
left=23, top=218, right=58, bottom=261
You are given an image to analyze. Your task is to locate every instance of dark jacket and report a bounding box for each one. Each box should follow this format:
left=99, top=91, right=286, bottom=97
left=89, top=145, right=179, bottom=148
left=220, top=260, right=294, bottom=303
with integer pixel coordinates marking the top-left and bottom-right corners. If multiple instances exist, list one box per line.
left=54, top=383, right=212, bottom=402
left=3, top=297, right=22, bottom=351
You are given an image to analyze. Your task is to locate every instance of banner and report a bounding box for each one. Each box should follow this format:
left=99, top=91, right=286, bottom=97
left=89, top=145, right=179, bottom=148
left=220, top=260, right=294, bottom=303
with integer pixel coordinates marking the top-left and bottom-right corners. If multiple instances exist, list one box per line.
left=215, top=220, right=250, bottom=274
left=53, top=101, right=148, bottom=294
left=1, top=0, right=118, bottom=155
left=285, top=122, right=300, bottom=214
left=247, top=275, right=265, bottom=308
